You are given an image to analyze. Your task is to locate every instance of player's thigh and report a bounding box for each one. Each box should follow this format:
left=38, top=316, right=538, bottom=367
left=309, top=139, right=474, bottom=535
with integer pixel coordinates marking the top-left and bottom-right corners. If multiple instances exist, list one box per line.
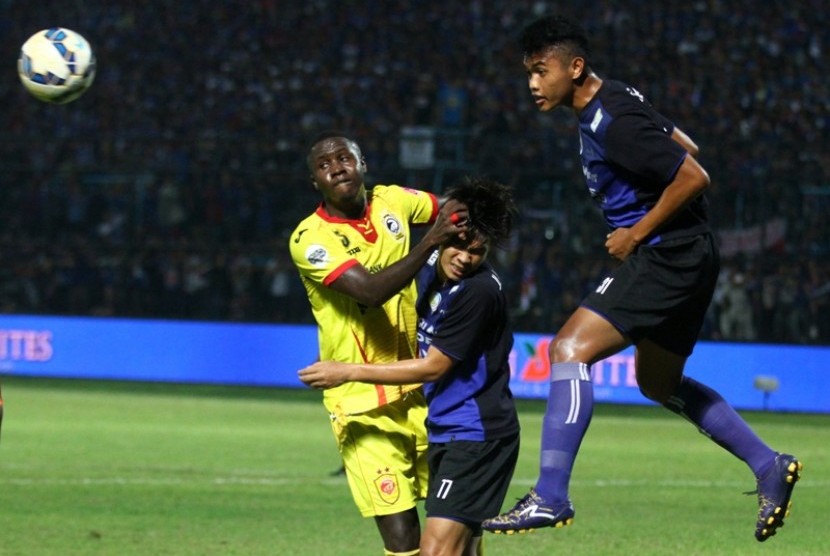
left=635, top=338, right=688, bottom=403
left=337, top=396, right=428, bottom=517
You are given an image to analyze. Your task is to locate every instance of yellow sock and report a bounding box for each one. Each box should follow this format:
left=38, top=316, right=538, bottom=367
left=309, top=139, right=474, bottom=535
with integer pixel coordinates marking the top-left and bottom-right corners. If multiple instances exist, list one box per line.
left=384, top=549, right=420, bottom=556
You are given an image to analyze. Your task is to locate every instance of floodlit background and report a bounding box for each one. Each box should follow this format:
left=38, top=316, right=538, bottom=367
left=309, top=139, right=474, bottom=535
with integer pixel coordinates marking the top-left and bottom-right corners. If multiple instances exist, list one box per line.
left=0, top=1, right=828, bottom=344
left=0, top=2, right=828, bottom=554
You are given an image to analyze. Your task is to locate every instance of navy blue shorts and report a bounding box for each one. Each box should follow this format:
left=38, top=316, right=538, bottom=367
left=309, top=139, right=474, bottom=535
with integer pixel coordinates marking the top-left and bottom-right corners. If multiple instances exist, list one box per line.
left=582, top=233, right=719, bottom=356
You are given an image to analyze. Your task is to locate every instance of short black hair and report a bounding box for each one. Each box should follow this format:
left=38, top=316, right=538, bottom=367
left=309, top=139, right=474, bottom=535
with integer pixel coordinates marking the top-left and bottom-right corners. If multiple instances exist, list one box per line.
left=520, top=15, right=591, bottom=67
left=445, top=176, right=516, bottom=248
left=307, top=130, right=356, bottom=149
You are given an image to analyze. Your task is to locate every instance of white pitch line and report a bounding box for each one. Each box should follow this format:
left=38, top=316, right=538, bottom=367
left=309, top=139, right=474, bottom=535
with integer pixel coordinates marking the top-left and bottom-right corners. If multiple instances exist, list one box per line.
left=0, top=476, right=827, bottom=488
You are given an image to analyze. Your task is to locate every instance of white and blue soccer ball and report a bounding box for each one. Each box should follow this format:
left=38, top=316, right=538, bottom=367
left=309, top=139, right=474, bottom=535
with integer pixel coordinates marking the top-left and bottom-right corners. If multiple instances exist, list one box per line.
left=18, top=27, right=96, bottom=104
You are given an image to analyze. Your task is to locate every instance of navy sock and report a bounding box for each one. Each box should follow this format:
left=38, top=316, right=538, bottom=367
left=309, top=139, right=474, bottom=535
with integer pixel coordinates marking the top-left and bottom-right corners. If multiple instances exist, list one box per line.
left=535, top=362, right=593, bottom=503
left=664, top=376, right=776, bottom=476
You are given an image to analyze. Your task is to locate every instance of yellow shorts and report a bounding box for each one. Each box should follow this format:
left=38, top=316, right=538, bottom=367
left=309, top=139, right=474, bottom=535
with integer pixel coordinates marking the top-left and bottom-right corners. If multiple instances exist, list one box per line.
left=330, top=390, right=429, bottom=517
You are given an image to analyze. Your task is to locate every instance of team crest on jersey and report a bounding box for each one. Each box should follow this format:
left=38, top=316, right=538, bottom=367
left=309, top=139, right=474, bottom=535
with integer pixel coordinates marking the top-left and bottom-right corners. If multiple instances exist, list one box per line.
left=374, top=468, right=400, bottom=504
left=382, top=213, right=403, bottom=238
left=429, top=292, right=442, bottom=313
left=305, top=245, right=329, bottom=266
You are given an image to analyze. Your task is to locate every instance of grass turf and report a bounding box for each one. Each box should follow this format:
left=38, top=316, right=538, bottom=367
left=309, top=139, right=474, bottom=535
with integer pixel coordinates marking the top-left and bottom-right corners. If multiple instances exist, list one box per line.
left=0, top=376, right=827, bottom=555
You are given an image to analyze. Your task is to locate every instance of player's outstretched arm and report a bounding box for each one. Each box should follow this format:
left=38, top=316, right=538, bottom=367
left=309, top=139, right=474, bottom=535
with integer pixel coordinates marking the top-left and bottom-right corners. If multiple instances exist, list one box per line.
left=299, top=346, right=454, bottom=389
left=327, top=199, right=468, bottom=307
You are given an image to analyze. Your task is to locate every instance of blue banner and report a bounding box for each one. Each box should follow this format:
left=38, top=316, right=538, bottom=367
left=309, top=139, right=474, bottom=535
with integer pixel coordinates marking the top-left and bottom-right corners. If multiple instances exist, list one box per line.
left=510, top=332, right=830, bottom=413
left=1, top=316, right=828, bottom=413
left=0, top=315, right=316, bottom=388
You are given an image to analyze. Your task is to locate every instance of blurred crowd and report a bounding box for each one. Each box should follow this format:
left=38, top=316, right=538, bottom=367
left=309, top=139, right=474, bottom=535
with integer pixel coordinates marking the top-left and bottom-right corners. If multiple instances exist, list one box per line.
left=0, top=1, right=828, bottom=344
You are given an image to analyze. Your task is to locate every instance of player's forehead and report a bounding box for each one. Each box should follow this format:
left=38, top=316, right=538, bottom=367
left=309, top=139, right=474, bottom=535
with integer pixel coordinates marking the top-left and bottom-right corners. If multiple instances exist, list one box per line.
left=448, top=232, right=490, bottom=254
left=310, top=137, right=359, bottom=160
left=523, top=46, right=568, bottom=70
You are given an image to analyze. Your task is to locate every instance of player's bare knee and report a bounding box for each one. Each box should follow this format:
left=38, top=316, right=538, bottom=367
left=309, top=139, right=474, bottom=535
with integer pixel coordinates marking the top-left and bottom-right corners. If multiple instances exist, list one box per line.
left=548, top=334, right=578, bottom=362
left=376, top=512, right=420, bottom=553
left=419, top=537, right=459, bottom=556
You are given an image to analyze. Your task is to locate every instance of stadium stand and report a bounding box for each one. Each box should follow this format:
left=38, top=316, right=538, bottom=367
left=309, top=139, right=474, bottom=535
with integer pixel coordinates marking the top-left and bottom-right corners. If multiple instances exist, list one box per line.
left=0, top=1, right=827, bottom=344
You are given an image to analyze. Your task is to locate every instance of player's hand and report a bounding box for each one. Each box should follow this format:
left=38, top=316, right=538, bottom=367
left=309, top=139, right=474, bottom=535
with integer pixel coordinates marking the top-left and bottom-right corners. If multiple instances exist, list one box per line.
left=605, top=228, right=638, bottom=261
left=298, top=361, right=350, bottom=389
left=425, top=199, right=469, bottom=245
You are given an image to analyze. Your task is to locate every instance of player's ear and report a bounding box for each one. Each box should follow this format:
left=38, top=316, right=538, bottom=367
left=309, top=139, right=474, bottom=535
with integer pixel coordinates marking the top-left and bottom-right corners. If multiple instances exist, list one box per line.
left=310, top=176, right=320, bottom=191
left=571, top=56, right=586, bottom=81
left=359, top=158, right=368, bottom=173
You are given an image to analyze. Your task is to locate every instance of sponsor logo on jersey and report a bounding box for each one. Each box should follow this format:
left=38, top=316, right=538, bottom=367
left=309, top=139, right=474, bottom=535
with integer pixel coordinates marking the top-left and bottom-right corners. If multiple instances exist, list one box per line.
left=333, top=230, right=350, bottom=248
left=305, top=245, right=328, bottom=266
left=583, top=166, right=599, bottom=185
left=626, top=86, right=645, bottom=102
left=596, top=277, right=614, bottom=294
left=590, top=107, right=603, bottom=132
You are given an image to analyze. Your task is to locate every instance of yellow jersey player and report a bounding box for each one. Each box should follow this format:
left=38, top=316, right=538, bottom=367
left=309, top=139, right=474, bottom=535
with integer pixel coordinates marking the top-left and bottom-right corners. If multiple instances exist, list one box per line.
left=289, top=131, right=467, bottom=556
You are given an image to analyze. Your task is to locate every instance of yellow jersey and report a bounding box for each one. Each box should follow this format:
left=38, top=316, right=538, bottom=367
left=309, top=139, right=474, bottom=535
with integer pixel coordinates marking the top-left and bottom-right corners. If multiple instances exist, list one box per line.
left=289, top=185, right=439, bottom=415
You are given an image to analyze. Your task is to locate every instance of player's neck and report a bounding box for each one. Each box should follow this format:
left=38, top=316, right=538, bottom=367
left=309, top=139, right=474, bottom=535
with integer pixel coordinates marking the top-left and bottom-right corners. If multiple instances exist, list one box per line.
left=573, top=73, right=603, bottom=114
left=322, top=198, right=367, bottom=220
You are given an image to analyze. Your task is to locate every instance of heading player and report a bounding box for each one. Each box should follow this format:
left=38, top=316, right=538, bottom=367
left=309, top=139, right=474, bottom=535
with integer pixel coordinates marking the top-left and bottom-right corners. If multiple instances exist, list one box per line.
left=482, top=15, right=802, bottom=543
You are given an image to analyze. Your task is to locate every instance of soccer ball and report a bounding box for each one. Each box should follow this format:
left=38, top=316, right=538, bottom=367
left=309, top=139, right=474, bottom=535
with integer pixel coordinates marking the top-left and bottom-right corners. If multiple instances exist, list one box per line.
left=17, top=28, right=96, bottom=104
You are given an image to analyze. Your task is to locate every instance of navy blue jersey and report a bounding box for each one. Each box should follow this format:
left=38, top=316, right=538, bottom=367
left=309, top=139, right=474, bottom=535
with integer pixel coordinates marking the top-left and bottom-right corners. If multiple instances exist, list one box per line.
left=578, top=79, right=710, bottom=244
left=415, top=250, right=519, bottom=443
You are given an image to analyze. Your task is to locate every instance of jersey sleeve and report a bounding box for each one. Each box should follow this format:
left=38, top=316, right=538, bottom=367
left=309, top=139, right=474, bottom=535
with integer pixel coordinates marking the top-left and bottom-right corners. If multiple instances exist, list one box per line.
left=288, top=220, right=358, bottom=287
left=384, top=185, right=439, bottom=225
left=605, top=111, right=688, bottom=187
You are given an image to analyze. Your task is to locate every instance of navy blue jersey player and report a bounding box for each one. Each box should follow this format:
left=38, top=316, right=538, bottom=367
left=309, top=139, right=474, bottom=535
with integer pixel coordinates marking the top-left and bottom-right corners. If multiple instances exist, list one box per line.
left=413, top=242, right=517, bottom=446
left=301, top=176, right=520, bottom=556
left=482, top=15, right=802, bottom=543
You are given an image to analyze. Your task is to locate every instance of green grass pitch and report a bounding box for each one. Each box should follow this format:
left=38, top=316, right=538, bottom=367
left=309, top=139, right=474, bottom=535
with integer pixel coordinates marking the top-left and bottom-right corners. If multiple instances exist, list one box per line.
left=0, top=376, right=827, bottom=555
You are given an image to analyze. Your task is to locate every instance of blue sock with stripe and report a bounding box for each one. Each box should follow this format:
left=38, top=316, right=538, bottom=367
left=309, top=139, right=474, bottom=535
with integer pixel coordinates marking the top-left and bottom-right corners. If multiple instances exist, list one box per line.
left=664, top=376, right=776, bottom=476
left=534, top=362, right=593, bottom=503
